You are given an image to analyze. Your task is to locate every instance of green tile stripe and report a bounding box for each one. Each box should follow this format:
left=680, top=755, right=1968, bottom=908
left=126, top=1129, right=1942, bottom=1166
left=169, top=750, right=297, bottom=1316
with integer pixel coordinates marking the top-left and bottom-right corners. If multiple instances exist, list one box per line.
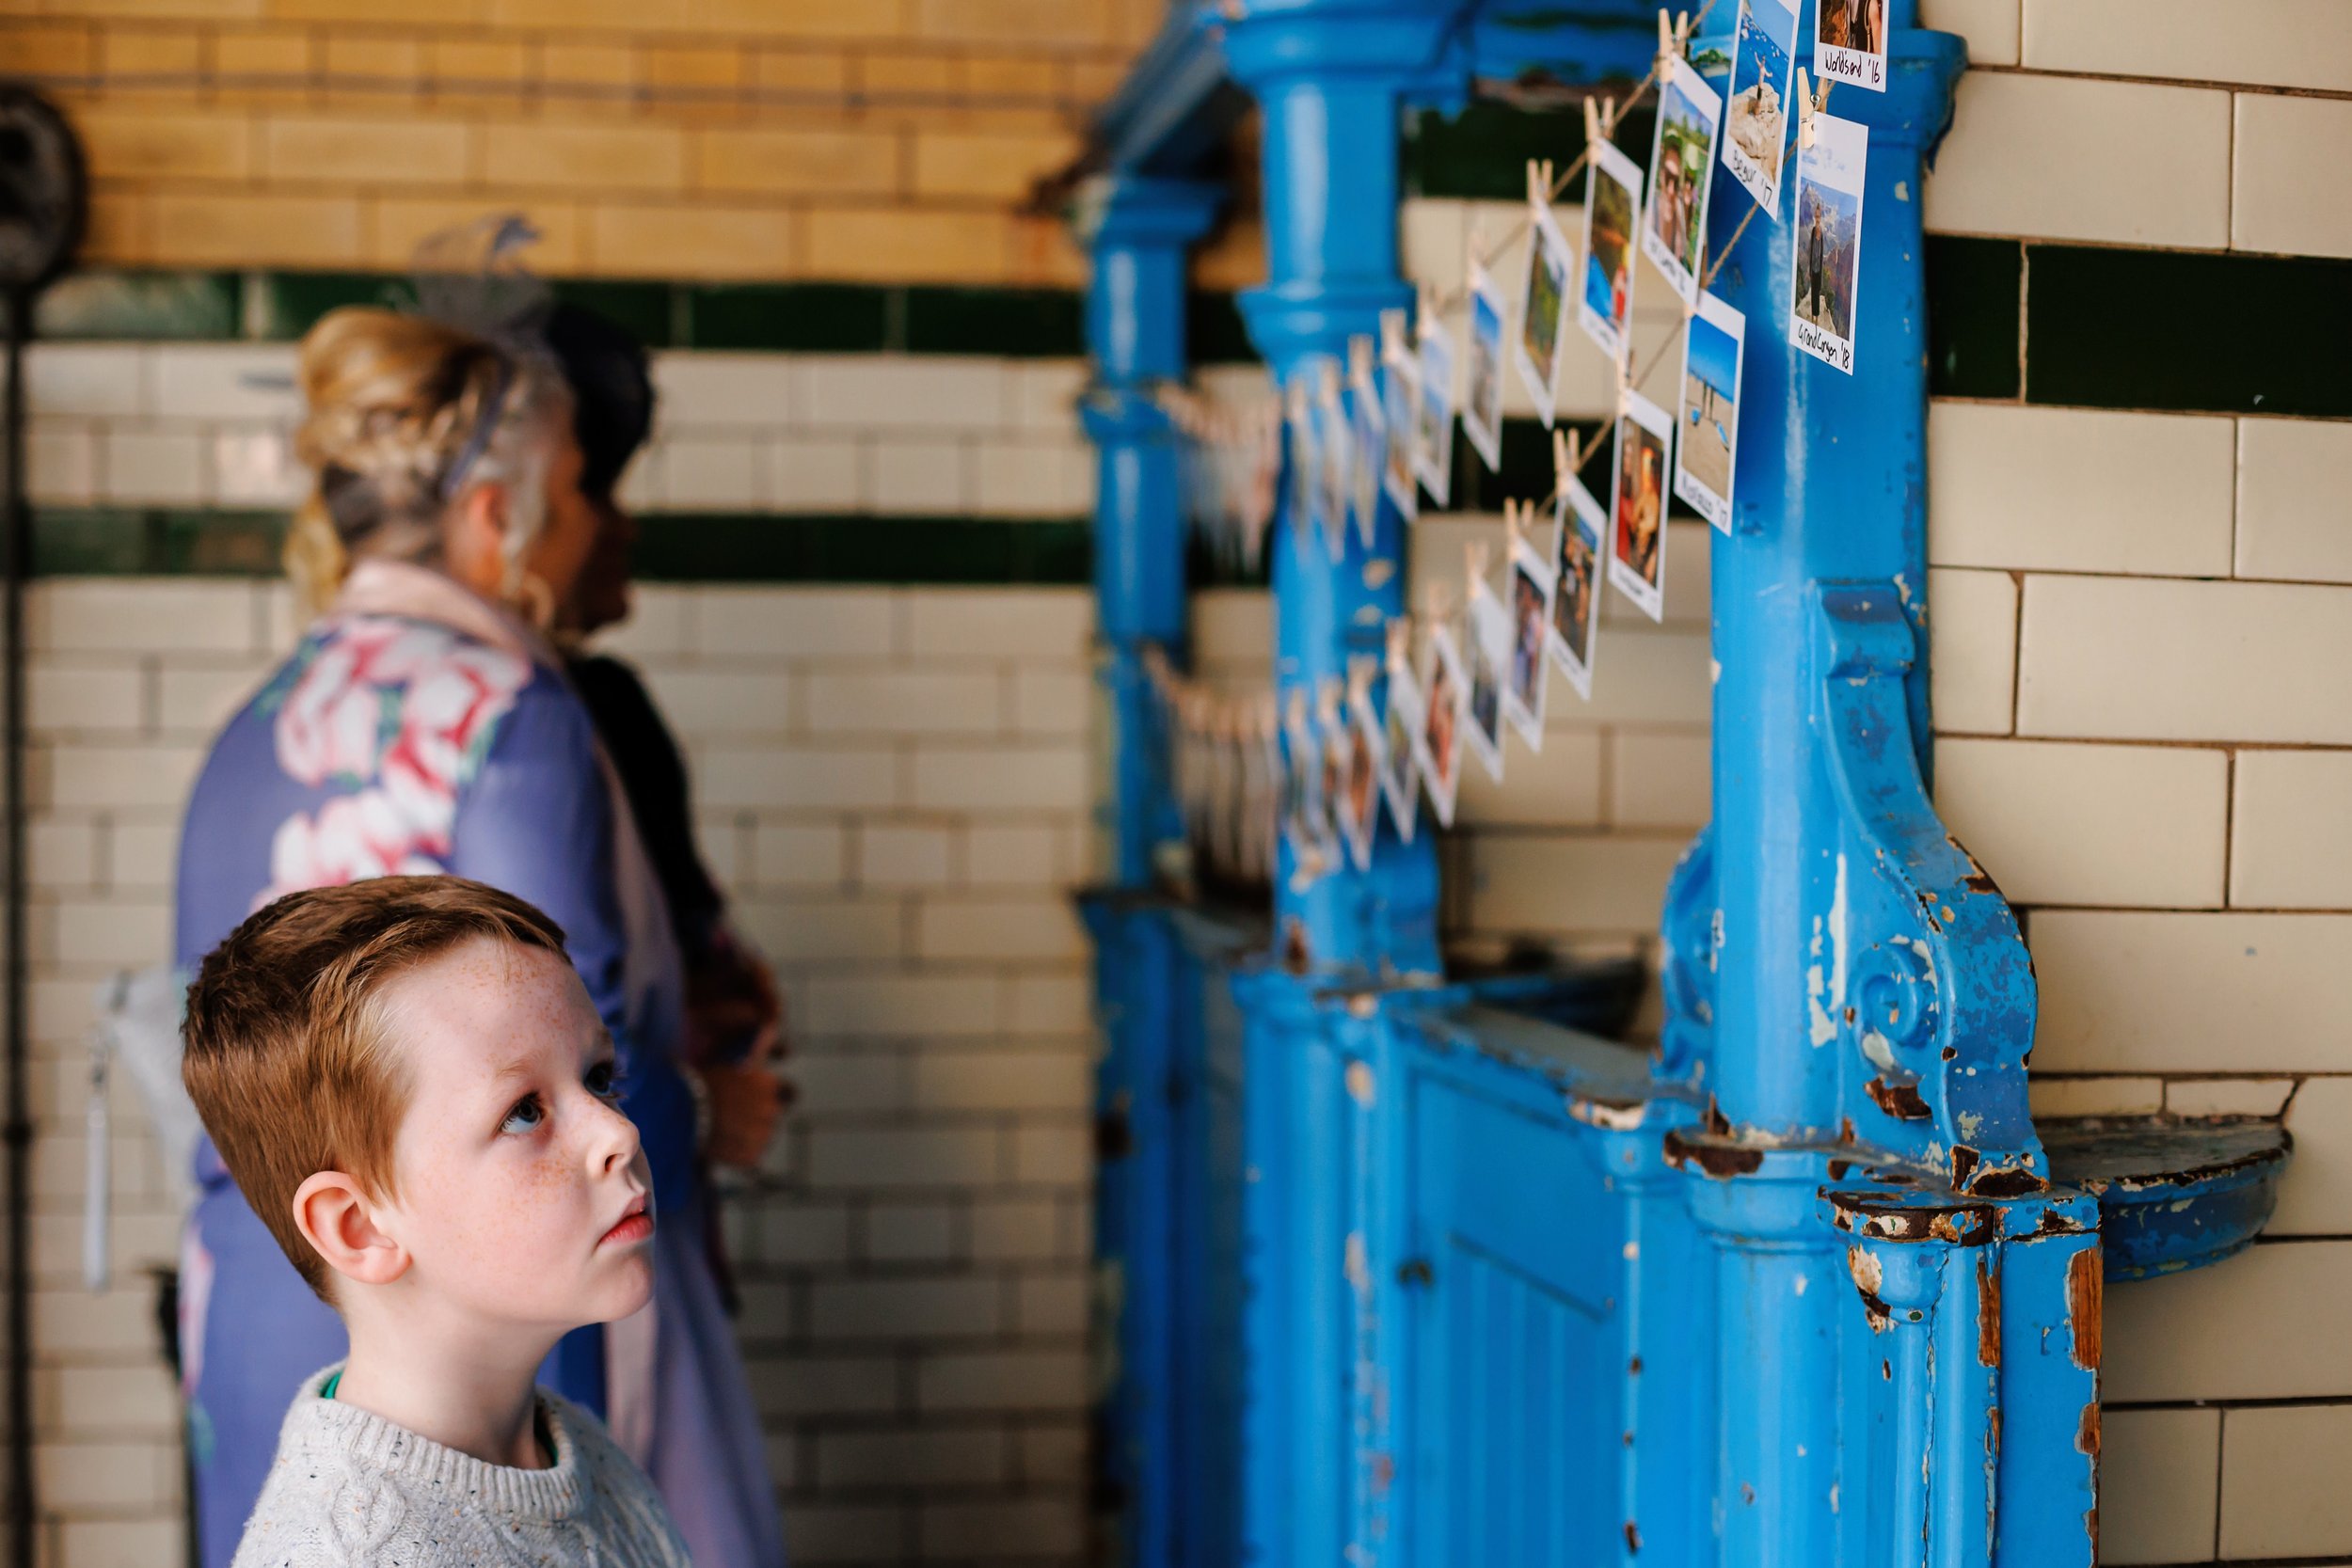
left=1405, top=99, right=1658, bottom=203
left=31, top=267, right=1263, bottom=365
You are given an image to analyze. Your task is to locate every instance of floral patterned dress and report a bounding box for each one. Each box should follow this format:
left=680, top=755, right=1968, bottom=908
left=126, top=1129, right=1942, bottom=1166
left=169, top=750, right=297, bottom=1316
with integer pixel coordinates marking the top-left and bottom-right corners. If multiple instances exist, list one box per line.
left=175, top=562, right=785, bottom=1568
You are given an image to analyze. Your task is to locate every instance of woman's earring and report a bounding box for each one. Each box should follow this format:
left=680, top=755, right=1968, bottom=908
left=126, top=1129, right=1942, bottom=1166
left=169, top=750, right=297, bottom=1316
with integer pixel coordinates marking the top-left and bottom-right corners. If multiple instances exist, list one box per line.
left=511, top=570, right=557, bottom=632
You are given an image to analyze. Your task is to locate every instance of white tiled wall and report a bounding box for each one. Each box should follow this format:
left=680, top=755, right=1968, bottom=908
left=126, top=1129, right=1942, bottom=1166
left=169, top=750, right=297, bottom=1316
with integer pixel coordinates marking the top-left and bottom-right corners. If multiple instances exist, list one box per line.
left=1915, top=4, right=2352, bottom=1560
left=18, top=576, right=1102, bottom=1568
left=22, top=344, right=1096, bottom=522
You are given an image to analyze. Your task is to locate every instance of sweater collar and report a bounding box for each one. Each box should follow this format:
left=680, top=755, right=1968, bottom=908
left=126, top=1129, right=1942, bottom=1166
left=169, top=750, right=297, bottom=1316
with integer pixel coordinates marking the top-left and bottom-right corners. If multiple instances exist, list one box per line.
left=328, top=559, right=560, bottom=672
left=290, top=1363, right=586, bottom=1522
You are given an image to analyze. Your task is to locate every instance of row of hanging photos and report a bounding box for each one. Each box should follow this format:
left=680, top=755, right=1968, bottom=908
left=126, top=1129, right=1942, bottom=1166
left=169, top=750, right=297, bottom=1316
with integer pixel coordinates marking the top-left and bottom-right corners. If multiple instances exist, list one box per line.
left=1154, top=0, right=1882, bottom=883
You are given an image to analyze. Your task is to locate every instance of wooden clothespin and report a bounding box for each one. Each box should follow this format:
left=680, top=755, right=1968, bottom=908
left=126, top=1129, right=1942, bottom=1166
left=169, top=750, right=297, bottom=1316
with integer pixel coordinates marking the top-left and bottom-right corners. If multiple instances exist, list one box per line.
left=1465, top=537, right=1490, bottom=594
left=1380, top=308, right=1410, bottom=367
left=1466, top=214, right=1489, bottom=287
left=1796, top=68, right=1823, bottom=150
left=1287, top=686, right=1310, bottom=732
left=1502, top=498, right=1523, bottom=555
left=1348, top=334, right=1376, bottom=396
left=1417, top=281, right=1440, bottom=338
left=1526, top=158, right=1553, bottom=215
left=1385, top=617, right=1413, bottom=674
left=1583, top=94, right=1616, bottom=148
left=1345, top=655, right=1376, bottom=705
left=1319, top=358, right=1344, bottom=413
left=1657, top=8, right=1690, bottom=66
left=1553, top=426, right=1588, bottom=492
left=1423, top=578, right=1455, bottom=630
left=1315, top=676, right=1343, bottom=728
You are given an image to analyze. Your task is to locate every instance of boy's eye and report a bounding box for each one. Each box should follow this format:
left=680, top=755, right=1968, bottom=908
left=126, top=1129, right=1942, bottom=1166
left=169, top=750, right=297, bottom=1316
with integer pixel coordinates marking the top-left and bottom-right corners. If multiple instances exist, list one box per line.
left=500, top=1093, right=545, bottom=1135
left=586, top=1060, right=619, bottom=1101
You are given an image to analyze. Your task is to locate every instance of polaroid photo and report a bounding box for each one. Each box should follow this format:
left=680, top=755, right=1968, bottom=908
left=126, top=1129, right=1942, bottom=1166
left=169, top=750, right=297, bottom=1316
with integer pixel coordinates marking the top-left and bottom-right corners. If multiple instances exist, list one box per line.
left=1280, top=692, right=1334, bottom=869
left=1463, top=580, right=1511, bottom=783
left=1373, top=660, right=1422, bottom=844
left=1547, top=473, right=1605, bottom=699
left=1516, top=193, right=1575, bottom=428
left=1317, top=374, right=1353, bottom=562
left=1674, top=290, right=1746, bottom=531
left=1413, top=312, right=1456, bottom=508
left=1722, top=0, right=1800, bottom=211
left=1462, top=259, right=1508, bottom=473
left=1790, top=110, right=1867, bottom=373
left=1379, top=345, right=1422, bottom=523
left=1286, top=381, right=1322, bottom=542
left=1816, top=0, right=1888, bottom=91
left=1412, top=627, right=1469, bottom=828
left=1607, top=389, right=1675, bottom=622
left=1641, top=56, right=1724, bottom=306
left=1503, top=528, right=1556, bottom=752
left=1348, top=356, right=1386, bottom=550
left=1334, top=690, right=1379, bottom=872
left=1578, top=139, right=1645, bottom=367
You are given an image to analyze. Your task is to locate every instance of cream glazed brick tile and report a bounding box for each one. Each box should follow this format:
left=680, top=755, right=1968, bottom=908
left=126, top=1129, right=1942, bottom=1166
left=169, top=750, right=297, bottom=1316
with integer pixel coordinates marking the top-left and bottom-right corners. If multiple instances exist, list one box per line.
left=614, top=443, right=665, bottom=510
left=2234, top=92, right=2352, bottom=260
left=855, top=823, right=954, bottom=887
left=2165, top=1077, right=2294, bottom=1117
left=1194, top=363, right=1275, bottom=408
left=1192, top=588, right=1271, bottom=670
left=43, top=743, right=206, bottom=811
left=2220, top=1403, right=2352, bottom=1559
left=633, top=666, right=794, bottom=737
left=1454, top=730, right=1604, bottom=829
left=2233, top=751, right=2352, bottom=909
left=150, top=343, right=300, bottom=421
left=648, top=351, right=794, bottom=428
left=1919, top=0, right=2017, bottom=66
left=691, top=585, right=897, bottom=660
left=1010, top=361, right=1086, bottom=432
left=1559, top=629, right=1712, bottom=726
left=658, top=436, right=766, bottom=509
left=870, top=436, right=969, bottom=514
left=1610, top=731, right=1710, bottom=829
left=1010, top=668, right=1089, bottom=736
left=28, top=420, right=97, bottom=504
left=2099, top=1408, right=2218, bottom=1567
left=2017, top=576, right=2352, bottom=745
left=1927, top=566, right=2016, bottom=736
left=1928, top=404, right=2232, bottom=577
left=212, top=427, right=304, bottom=506
left=1461, top=833, right=1686, bottom=936
left=770, top=435, right=863, bottom=511
left=915, top=896, right=1088, bottom=961
left=909, top=743, right=1089, bottom=812
left=2275, top=1077, right=2352, bottom=1235
left=588, top=584, right=692, bottom=659
left=99, top=429, right=207, bottom=505
left=693, top=745, right=898, bottom=812
left=2025, top=1075, right=2163, bottom=1117
left=2024, top=0, right=2352, bottom=92
left=1935, top=738, right=2227, bottom=909
left=805, top=670, right=1003, bottom=736
left=966, top=824, right=1063, bottom=887
left=2105, top=1242, right=2352, bottom=1402
left=23, top=344, right=145, bottom=418
left=1928, top=72, right=2231, bottom=247
left=973, top=438, right=1087, bottom=517
left=1399, top=198, right=1470, bottom=297
left=792, top=356, right=1011, bottom=435
left=2238, top=418, right=2352, bottom=584
left=2029, top=911, right=2352, bottom=1073
left=28, top=664, right=144, bottom=735
left=905, top=589, right=1092, bottom=660
left=747, top=822, right=848, bottom=889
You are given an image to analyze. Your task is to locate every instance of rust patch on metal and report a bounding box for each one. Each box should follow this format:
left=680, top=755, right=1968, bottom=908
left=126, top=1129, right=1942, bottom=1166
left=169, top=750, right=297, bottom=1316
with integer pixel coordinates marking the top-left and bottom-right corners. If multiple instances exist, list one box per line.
left=1279, top=917, right=1311, bottom=974
left=1881, top=1358, right=1891, bottom=1381
left=1950, top=1145, right=1981, bottom=1190
left=1662, top=1128, right=1763, bottom=1180
left=1826, top=1158, right=1853, bottom=1180
left=1370, top=1452, right=1395, bottom=1495
left=1849, top=1246, right=1891, bottom=1332
left=1629, top=1355, right=1643, bottom=1375
left=1625, top=1522, right=1642, bottom=1554
left=2068, top=1248, right=2103, bottom=1371
left=1866, top=1076, right=1931, bottom=1120
left=1976, top=1257, right=2001, bottom=1368
left=1986, top=1404, right=2001, bottom=1461
left=1839, top=1117, right=1858, bottom=1146
left=2076, top=1401, right=2100, bottom=1459
left=2032, top=1207, right=2090, bottom=1237
left=1967, top=1164, right=2047, bottom=1198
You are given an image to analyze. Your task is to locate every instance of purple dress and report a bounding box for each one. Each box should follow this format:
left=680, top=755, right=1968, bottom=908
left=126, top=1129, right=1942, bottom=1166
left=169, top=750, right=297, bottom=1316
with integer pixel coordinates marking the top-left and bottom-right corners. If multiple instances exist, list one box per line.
left=175, top=562, right=785, bottom=1568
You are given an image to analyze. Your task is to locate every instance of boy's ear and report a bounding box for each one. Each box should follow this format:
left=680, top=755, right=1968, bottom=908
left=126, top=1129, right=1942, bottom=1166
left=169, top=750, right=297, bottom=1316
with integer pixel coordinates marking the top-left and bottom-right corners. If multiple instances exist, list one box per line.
left=292, top=1171, right=409, bottom=1289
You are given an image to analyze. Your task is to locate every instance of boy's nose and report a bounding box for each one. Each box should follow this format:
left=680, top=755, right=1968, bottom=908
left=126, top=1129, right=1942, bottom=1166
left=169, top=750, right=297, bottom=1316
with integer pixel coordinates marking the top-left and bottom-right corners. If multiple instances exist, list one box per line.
left=587, top=1093, right=643, bottom=1177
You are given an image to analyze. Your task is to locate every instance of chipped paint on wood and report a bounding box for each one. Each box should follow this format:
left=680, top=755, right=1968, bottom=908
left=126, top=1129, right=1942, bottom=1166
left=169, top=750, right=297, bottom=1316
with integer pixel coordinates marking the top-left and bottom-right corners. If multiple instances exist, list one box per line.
left=1976, top=1257, right=2000, bottom=1368
left=2067, top=1247, right=2102, bottom=1371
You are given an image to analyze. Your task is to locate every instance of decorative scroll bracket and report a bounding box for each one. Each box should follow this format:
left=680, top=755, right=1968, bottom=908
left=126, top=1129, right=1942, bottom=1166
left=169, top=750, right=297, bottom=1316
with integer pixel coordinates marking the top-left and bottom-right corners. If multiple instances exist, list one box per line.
left=1812, top=583, right=2043, bottom=1195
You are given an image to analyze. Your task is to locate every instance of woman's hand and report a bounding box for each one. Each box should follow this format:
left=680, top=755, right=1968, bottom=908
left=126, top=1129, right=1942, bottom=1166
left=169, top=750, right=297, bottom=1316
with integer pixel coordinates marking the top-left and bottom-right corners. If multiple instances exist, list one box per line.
left=695, top=1050, right=792, bottom=1172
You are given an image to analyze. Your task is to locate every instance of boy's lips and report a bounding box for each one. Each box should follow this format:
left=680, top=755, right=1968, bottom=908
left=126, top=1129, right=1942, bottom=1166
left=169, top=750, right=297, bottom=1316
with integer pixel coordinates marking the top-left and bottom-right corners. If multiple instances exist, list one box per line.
left=598, top=1195, right=654, bottom=1248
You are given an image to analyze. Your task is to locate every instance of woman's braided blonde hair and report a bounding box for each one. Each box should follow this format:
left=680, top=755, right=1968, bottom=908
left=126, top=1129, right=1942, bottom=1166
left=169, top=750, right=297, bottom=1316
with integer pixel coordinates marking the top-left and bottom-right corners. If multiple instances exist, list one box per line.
left=285, top=307, right=571, bottom=617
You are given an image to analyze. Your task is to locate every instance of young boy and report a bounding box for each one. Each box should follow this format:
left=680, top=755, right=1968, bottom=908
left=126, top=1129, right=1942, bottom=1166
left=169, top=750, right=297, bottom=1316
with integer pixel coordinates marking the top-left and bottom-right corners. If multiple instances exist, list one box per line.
left=181, top=875, right=690, bottom=1567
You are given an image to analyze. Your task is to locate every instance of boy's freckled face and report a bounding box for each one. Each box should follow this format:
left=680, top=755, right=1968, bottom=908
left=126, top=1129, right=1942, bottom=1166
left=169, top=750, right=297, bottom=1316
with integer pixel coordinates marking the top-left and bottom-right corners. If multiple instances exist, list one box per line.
left=374, top=938, right=654, bottom=1331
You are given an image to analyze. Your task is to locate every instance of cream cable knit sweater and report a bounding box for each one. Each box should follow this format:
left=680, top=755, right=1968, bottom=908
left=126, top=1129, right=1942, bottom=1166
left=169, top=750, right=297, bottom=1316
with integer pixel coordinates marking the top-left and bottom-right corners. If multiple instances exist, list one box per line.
left=230, top=1366, right=691, bottom=1568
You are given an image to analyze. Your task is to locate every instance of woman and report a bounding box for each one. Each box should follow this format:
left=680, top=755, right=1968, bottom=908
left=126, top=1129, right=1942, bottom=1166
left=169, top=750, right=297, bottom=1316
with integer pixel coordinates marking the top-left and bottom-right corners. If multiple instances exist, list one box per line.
left=173, top=308, right=786, bottom=1568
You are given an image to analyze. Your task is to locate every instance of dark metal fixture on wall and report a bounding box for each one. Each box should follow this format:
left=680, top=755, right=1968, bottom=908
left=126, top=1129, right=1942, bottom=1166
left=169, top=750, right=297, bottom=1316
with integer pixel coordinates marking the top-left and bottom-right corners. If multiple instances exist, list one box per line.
left=0, top=80, right=84, bottom=1568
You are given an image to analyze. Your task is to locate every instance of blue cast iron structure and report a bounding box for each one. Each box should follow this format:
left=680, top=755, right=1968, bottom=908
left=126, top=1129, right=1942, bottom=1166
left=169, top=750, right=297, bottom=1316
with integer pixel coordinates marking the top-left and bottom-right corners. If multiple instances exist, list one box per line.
left=1073, top=4, right=2291, bottom=1565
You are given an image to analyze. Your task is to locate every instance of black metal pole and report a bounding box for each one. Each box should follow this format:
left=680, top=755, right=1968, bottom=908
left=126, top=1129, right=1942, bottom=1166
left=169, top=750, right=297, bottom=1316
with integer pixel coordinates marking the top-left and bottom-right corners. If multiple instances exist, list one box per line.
left=4, top=283, right=34, bottom=1568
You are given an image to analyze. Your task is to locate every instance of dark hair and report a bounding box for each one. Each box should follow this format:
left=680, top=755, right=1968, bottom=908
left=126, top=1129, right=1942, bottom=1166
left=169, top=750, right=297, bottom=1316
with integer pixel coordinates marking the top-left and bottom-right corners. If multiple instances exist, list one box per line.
left=545, top=303, right=656, bottom=500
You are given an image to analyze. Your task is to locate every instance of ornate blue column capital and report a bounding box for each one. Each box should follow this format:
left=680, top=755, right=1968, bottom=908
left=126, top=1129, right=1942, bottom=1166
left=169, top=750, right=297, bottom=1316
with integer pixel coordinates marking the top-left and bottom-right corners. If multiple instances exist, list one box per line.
left=1072, top=173, right=1224, bottom=254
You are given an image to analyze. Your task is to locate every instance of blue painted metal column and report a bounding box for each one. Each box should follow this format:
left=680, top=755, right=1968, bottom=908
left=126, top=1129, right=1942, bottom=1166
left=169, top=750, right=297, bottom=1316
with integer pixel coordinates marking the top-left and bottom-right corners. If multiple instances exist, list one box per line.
left=1073, top=172, right=1221, bottom=1568
left=1684, top=6, right=1979, bottom=1564
left=1225, top=2, right=1450, bottom=976
left=1077, top=174, right=1223, bottom=884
